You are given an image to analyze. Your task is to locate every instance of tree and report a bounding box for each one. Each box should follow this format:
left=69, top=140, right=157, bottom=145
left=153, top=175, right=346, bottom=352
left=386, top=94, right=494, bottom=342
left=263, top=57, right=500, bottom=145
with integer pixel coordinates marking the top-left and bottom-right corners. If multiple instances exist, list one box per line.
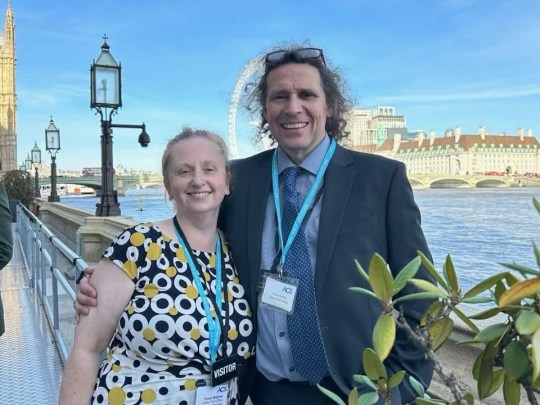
left=1, top=170, right=33, bottom=208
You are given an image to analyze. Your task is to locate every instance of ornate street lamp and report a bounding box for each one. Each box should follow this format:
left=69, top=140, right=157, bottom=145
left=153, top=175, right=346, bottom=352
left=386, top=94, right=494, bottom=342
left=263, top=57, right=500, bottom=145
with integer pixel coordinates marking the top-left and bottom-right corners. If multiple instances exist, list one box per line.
left=31, top=142, right=41, bottom=198
left=90, top=35, right=150, bottom=216
left=19, top=162, right=25, bottom=172
left=45, top=117, right=61, bottom=202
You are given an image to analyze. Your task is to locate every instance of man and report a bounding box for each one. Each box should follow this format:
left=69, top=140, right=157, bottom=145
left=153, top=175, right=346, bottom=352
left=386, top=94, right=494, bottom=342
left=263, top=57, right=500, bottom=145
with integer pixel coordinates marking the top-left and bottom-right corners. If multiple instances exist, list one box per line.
left=77, top=45, right=435, bottom=404
left=0, top=182, right=14, bottom=337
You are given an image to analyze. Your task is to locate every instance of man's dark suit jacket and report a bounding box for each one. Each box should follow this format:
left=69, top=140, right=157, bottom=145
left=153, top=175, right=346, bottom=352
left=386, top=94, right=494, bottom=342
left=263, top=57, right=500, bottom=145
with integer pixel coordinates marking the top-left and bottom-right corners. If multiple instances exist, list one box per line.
left=219, top=143, right=435, bottom=404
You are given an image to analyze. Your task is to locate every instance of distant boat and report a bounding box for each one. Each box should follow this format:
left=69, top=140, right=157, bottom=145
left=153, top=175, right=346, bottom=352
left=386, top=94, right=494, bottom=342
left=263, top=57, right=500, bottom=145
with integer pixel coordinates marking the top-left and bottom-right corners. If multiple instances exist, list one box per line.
left=40, top=183, right=96, bottom=198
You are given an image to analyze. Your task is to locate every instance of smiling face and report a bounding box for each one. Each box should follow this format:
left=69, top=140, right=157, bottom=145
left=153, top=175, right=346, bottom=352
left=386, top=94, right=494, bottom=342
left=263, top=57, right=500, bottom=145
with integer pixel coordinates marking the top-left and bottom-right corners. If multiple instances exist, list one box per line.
left=164, top=137, right=230, bottom=220
left=263, top=63, right=333, bottom=164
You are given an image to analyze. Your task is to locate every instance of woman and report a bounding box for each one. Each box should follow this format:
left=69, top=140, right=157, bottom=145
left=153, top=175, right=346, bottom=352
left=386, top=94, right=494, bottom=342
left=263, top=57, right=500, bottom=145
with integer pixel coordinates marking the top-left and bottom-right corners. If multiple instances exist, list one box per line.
left=59, top=128, right=255, bottom=404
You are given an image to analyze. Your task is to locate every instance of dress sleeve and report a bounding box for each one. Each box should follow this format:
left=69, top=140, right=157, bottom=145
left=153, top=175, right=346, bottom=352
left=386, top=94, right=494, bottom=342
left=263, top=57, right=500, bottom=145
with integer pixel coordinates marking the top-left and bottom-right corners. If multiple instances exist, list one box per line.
left=102, top=223, right=156, bottom=282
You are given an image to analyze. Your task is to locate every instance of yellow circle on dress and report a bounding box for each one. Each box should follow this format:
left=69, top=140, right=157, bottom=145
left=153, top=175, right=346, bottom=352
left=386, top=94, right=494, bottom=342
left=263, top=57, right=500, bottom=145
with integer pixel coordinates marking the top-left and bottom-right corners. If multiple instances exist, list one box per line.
left=228, top=329, right=238, bottom=340
left=166, top=266, right=177, bottom=277
left=123, top=260, right=137, bottom=280
left=141, top=388, right=157, bottom=403
left=209, top=253, right=216, bottom=268
left=147, top=242, right=162, bottom=260
left=185, top=379, right=197, bottom=391
left=130, top=232, right=145, bottom=246
left=190, top=328, right=201, bottom=340
left=176, top=246, right=187, bottom=262
left=143, top=327, right=155, bottom=341
left=169, top=307, right=178, bottom=316
left=112, top=364, right=122, bottom=372
left=185, top=285, right=199, bottom=299
left=144, top=283, right=159, bottom=298
left=108, top=387, right=126, bottom=405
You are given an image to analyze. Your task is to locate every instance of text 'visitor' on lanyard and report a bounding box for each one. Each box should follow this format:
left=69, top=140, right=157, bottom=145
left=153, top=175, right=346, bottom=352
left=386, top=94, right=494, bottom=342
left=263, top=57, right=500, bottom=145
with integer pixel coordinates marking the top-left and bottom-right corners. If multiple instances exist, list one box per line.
left=173, top=217, right=225, bottom=364
left=272, top=137, right=336, bottom=276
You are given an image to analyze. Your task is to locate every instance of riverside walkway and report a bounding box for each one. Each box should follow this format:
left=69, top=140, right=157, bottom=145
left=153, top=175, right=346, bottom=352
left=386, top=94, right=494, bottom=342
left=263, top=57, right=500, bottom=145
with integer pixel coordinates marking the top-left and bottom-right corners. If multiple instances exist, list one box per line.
left=0, top=223, right=65, bottom=404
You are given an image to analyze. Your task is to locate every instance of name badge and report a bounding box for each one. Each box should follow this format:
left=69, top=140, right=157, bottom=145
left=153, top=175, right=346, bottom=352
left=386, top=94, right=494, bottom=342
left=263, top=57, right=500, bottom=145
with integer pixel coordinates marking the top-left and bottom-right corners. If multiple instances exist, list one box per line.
left=259, top=272, right=299, bottom=314
left=211, top=355, right=239, bottom=386
left=195, top=384, right=229, bottom=405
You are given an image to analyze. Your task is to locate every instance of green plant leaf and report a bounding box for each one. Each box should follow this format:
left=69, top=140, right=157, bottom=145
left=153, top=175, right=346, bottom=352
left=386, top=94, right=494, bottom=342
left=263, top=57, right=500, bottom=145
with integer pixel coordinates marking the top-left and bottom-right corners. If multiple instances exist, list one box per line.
left=468, top=307, right=502, bottom=320
left=534, top=241, right=540, bottom=270
left=349, top=287, right=379, bottom=301
left=347, top=387, right=358, bottom=405
left=534, top=197, right=540, bottom=215
left=504, top=272, right=520, bottom=286
left=408, top=375, right=425, bottom=397
left=317, top=384, right=347, bottom=405
left=352, top=374, right=376, bottom=390
left=499, top=278, right=540, bottom=307
left=408, top=279, right=448, bottom=297
left=463, top=273, right=507, bottom=299
left=453, top=306, right=479, bottom=333
left=357, top=391, right=380, bottom=405
left=393, top=292, right=442, bottom=304
left=494, top=280, right=507, bottom=302
left=417, top=251, right=448, bottom=289
left=474, top=323, right=509, bottom=343
left=373, top=314, right=396, bottom=362
left=421, top=300, right=444, bottom=326
left=443, top=254, right=459, bottom=292
left=354, top=259, right=370, bottom=284
left=363, top=348, right=387, bottom=382
left=387, top=370, right=406, bottom=389
left=368, top=254, right=394, bottom=302
left=504, top=340, right=530, bottom=382
left=516, top=310, right=540, bottom=335
left=393, top=256, right=421, bottom=294
left=478, top=356, right=494, bottom=399
left=485, top=368, right=505, bottom=398
left=462, top=295, right=492, bottom=304
left=532, top=329, right=540, bottom=381
left=500, top=262, right=539, bottom=277
left=503, top=376, right=521, bottom=405
left=429, top=317, right=454, bottom=351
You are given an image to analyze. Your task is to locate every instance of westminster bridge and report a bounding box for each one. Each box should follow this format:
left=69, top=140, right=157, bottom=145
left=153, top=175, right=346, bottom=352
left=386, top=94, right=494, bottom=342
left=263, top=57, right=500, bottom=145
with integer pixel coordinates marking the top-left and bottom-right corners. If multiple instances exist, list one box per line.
left=38, top=173, right=163, bottom=195
left=38, top=173, right=540, bottom=193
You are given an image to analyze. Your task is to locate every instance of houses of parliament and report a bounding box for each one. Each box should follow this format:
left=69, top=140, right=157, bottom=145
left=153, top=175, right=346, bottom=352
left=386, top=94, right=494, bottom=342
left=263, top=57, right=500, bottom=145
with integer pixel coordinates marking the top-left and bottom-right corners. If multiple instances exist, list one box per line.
left=0, top=1, right=15, bottom=176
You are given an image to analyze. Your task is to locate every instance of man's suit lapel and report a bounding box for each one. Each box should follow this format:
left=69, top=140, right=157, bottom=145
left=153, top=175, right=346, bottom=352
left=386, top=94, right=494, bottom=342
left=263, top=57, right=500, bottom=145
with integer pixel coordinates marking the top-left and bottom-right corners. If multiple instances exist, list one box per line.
left=246, top=152, right=273, bottom=306
left=315, top=145, right=355, bottom=298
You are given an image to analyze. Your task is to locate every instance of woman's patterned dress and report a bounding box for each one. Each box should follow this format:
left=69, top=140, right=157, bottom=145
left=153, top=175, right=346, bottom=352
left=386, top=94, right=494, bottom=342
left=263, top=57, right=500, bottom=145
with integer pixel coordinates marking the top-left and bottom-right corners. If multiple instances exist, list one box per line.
left=90, top=222, right=255, bottom=405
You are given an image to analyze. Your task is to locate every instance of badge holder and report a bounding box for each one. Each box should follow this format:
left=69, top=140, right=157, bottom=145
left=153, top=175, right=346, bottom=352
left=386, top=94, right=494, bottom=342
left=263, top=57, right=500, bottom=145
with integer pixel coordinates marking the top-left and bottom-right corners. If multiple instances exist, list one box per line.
left=258, top=271, right=299, bottom=315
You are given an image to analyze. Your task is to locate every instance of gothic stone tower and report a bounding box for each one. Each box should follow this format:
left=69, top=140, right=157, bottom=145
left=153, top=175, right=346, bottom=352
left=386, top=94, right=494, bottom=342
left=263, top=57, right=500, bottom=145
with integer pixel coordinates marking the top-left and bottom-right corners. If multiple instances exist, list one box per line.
left=0, top=1, right=16, bottom=175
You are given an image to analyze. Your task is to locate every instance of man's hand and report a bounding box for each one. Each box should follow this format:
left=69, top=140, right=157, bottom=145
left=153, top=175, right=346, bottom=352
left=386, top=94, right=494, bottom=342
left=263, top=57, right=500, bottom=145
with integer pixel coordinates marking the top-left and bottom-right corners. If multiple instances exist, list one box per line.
left=74, top=266, right=97, bottom=322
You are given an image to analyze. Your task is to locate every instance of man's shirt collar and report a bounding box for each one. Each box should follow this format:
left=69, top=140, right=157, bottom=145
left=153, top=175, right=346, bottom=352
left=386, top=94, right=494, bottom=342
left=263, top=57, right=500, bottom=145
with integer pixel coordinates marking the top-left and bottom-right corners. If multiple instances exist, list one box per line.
left=277, top=134, right=331, bottom=175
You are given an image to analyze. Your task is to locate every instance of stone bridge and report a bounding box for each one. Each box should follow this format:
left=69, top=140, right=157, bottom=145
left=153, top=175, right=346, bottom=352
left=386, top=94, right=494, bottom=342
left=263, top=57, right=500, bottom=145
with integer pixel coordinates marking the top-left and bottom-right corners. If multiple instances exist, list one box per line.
left=407, top=174, right=529, bottom=189
left=39, top=174, right=163, bottom=195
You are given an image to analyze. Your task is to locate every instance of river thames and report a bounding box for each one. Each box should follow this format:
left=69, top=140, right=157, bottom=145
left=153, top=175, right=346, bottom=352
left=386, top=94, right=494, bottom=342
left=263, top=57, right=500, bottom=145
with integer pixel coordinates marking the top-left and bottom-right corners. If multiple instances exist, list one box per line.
left=60, top=187, right=540, bottom=293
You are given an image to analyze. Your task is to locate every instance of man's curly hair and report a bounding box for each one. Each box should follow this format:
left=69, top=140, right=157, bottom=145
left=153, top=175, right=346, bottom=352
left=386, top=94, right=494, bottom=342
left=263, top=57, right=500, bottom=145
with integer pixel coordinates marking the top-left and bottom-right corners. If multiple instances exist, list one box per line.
left=244, top=44, right=352, bottom=145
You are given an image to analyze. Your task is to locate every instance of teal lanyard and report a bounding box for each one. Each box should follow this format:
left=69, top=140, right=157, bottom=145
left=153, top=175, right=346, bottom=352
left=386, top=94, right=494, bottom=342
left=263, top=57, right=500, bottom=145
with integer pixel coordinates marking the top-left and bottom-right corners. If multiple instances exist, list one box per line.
left=173, top=217, right=223, bottom=364
left=272, top=138, right=336, bottom=272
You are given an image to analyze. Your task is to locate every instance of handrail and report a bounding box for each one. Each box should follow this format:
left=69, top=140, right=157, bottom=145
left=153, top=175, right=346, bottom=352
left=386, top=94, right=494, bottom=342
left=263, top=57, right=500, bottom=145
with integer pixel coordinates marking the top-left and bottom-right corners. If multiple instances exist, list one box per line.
left=16, top=203, right=88, bottom=362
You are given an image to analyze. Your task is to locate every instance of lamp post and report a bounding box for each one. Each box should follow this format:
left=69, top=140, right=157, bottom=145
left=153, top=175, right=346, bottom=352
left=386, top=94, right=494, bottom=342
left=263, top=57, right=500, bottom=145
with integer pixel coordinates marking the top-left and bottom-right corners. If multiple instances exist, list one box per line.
left=31, top=142, right=41, bottom=198
left=90, top=35, right=150, bottom=216
left=45, top=117, right=61, bottom=202
left=19, top=162, right=25, bottom=172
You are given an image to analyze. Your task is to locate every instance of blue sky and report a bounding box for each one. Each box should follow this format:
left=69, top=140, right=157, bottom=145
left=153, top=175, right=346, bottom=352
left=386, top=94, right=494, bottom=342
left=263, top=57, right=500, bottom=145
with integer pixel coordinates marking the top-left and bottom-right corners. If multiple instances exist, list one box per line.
left=11, top=0, right=540, bottom=172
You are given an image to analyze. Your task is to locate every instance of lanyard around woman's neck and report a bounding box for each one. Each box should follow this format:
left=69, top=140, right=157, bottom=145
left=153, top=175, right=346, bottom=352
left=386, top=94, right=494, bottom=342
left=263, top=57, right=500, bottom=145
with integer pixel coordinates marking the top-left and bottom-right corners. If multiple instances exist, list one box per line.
left=172, top=216, right=223, bottom=364
left=271, top=137, right=336, bottom=274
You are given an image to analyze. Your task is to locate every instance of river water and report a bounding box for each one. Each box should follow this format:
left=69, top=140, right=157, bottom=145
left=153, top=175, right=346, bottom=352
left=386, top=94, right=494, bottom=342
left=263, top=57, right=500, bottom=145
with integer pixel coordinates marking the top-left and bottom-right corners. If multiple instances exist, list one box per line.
left=61, top=187, right=540, bottom=293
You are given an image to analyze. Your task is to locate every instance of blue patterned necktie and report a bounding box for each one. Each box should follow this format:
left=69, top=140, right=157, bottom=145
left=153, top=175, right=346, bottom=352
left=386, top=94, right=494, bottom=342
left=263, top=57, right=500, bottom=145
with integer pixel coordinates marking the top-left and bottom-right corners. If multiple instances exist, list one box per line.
left=281, top=166, right=328, bottom=383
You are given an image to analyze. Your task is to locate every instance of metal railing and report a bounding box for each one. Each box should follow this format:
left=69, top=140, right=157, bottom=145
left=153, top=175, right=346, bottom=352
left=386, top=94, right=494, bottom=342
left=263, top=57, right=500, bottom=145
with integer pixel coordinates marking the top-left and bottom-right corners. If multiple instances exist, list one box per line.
left=16, top=203, right=88, bottom=362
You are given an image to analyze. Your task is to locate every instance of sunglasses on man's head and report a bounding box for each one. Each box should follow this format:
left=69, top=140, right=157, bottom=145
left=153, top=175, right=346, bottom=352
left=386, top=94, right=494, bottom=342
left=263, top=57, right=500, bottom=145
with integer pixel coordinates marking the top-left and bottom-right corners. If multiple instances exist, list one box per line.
left=265, top=47, right=326, bottom=66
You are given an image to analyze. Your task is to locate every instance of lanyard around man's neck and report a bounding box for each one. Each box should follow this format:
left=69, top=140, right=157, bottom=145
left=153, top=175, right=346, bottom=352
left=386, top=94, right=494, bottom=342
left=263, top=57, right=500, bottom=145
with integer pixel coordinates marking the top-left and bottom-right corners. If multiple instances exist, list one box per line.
left=271, top=137, right=336, bottom=273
